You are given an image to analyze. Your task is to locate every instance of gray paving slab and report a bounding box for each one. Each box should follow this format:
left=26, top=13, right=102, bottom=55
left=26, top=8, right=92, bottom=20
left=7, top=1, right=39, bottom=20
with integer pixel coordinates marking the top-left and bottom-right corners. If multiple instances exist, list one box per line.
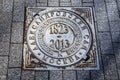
left=117, top=0, right=120, bottom=11
left=106, top=2, right=120, bottom=21
left=0, top=12, right=12, bottom=25
left=35, top=71, right=48, bottom=80
left=13, top=1, right=25, bottom=21
left=21, top=71, right=35, bottom=80
left=11, top=22, right=23, bottom=43
left=60, top=2, right=71, bottom=6
left=8, top=68, right=21, bottom=80
left=37, top=2, right=48, bottom=7
left=113, top=43, right=120, bottom=49
left=25, top=0, right=36, bottom=7
left=0, top=56, right=8, bottom=80
left=71, top=0, right=82, bottom=6
left=9, top=44, right=22, bottom=67
left=48, top=0, right=59, bottom=6
left=0, top=0, right=3, bottom=4
left=77, top=71, right=90, bottom=80
left=99, top=32, right=113, bottom=54
left=91, top=41, right=105, bottom=80
left=111, top=31, right=120, bottom=42
left=113, top=44, right=120, bottom=80
left=63, top=71, right=76, bottom=80
left=109, top=21, right=120, bottom=32
left=50, top=71, right=62, bottom=80
left=0, top=33, right=10, bottom=42
left=0, top=42, right=9, bottom=55
left=60, top=0, right=71, bottom=2
left=82, top=0, right=93, bottom=2
left=0, top=12, right=12, bottom=34
left=3, top=0, right=13, bottom=12
left=82, top=2, right=93, bottom=7
left=96, top=20, right=109, bottom=32
left=37, top=0, right=47, bottom=3
left=102, top=55, right=119, bottom=80
left=94, top=11, right=108, bottom=21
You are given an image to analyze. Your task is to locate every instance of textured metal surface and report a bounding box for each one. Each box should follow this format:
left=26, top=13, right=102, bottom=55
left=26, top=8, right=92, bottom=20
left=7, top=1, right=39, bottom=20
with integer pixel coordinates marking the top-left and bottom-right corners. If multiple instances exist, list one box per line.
left=23, top=7, right=99, bottom=70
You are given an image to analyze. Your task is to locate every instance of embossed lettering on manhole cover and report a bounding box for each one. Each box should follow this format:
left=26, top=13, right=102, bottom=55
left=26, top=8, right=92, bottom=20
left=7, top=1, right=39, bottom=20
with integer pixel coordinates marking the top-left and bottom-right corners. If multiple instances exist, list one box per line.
left=23, top=7, right=99, bottom=70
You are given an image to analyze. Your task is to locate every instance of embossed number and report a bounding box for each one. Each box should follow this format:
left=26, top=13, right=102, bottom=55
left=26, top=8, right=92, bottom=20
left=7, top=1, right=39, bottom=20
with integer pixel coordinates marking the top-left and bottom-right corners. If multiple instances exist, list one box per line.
left=50, top=23, right=68, bottom=34
left=50, top=39, right=70, bottom=50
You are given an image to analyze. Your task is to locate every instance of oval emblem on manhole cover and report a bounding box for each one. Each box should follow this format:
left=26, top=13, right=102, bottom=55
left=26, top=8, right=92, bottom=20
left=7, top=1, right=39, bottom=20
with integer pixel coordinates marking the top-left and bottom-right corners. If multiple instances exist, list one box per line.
left=27, top=9, right=92, bottom=67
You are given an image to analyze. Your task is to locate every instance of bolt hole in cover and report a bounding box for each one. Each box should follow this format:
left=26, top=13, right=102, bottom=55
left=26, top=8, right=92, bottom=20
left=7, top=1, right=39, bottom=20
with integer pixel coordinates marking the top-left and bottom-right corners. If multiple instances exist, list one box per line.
left=23, top=7, right=99, bottom=70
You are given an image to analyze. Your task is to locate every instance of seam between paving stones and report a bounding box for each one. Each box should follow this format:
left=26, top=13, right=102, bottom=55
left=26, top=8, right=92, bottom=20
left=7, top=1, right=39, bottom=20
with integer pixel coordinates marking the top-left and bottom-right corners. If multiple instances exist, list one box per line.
left=116, top=0, right=120, bottom=18
left=94, top=0, right=106, bottom=80
left=104, top=0, right=119, bottom=80
left=6, top=0, right=14, bottom=80
left=20, top=7, right=27, bottom=80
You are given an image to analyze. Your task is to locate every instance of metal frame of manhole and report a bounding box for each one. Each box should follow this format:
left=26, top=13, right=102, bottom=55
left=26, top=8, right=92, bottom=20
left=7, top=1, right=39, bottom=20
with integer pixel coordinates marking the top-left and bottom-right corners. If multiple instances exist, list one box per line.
left=23, top=7, right=99, bottom=70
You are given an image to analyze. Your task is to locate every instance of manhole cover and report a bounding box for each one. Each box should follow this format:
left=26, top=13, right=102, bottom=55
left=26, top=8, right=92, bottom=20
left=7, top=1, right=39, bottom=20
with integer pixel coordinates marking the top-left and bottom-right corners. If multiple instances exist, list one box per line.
left=23, top=7, right=99, bottom=70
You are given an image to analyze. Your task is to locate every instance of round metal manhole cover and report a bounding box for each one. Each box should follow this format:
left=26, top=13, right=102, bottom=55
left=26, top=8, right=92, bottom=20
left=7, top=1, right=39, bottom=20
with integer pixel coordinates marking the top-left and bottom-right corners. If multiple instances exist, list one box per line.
left=27, top=9, right=92, bottom=67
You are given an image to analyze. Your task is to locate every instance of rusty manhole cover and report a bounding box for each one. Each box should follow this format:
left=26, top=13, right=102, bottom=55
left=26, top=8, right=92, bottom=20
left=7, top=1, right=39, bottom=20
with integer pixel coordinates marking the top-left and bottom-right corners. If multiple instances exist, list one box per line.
left=23, top=7, right=99, bottom=70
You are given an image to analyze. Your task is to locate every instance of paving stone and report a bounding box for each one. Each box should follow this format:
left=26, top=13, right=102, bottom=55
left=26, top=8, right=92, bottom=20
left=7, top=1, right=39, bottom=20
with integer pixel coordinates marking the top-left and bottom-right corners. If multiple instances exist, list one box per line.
left=21, top=71, right=35, bottom=80
left=13, top=1, right=25, bottom=21
left=91, top=49, right=105, bottom=80
left=50, top=71, right=62, bottom=80
left=94, top=5, right=106, bottom=12
left=82, top=0, right=93, bottom=2
left=3, top=0, right=13, bottom=12
left=113, top=43, right=120, bottom=49
left=9, top=44, right=22, bottom=67
left=118, top=70, right=120, bottom=80
left=71, top=0, right=82, bottom=6
left=91, top=70, right=104, bottom=80
left=111, top=31, right=120, bottom=42
left=8, top=68, right=21, bottom=80
left=60, top=0, right=71, bottom=2
left=0, top=42, right=9, bottom=55
left=25, top=0, right=36, bottom=7
left=0, top=33, right=10, bottom=42
left=11, top=22, right=23, bottom=43
left=0, top=23, right=11, bottom=34
left=97, top=20, right=109, bottom=32
left=77, top=71, right=90, bottom=80
left=35, top=71, right=48, bottom=80
left=0, top=56, right=8, bottom=80
left=94, top=0, right=105, bottom=7
left=0, top=13, right=12, bottom=34
left=48, top=0, right=59, bottom=6
left=95, top=10, right=108, bottom=21
left=99, top=32, right=111, bottom=41
left=82, top=2, right=93, bottom=7
left=102, top=55, right=119, bottom=80
left=37, top=2, right=47, bottom=7
left=100, top=40, right=113, bottom=54
left=109, top=21, right=120, bottom=32
left=0, top=12, right=12, bottom=24
left=106, top=3, right=120, bottom=21
left=63, top=71, right=76, bottom=80
left=0, top=0, right=3, bottom=4
left=0, top=4, right=3, bottom=12
left=113, top=46, right=120, bottom=78
left=60, top=2, right=71, bottom=6
left=117, top=0, right=120, bottom=11
left=114, top=49, right=120, bottom=69
left=37, top=0, right=47, bottom=2
left=105, top=0, right=117, bottom=3
left=99, top=32, right=113, bottom=54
